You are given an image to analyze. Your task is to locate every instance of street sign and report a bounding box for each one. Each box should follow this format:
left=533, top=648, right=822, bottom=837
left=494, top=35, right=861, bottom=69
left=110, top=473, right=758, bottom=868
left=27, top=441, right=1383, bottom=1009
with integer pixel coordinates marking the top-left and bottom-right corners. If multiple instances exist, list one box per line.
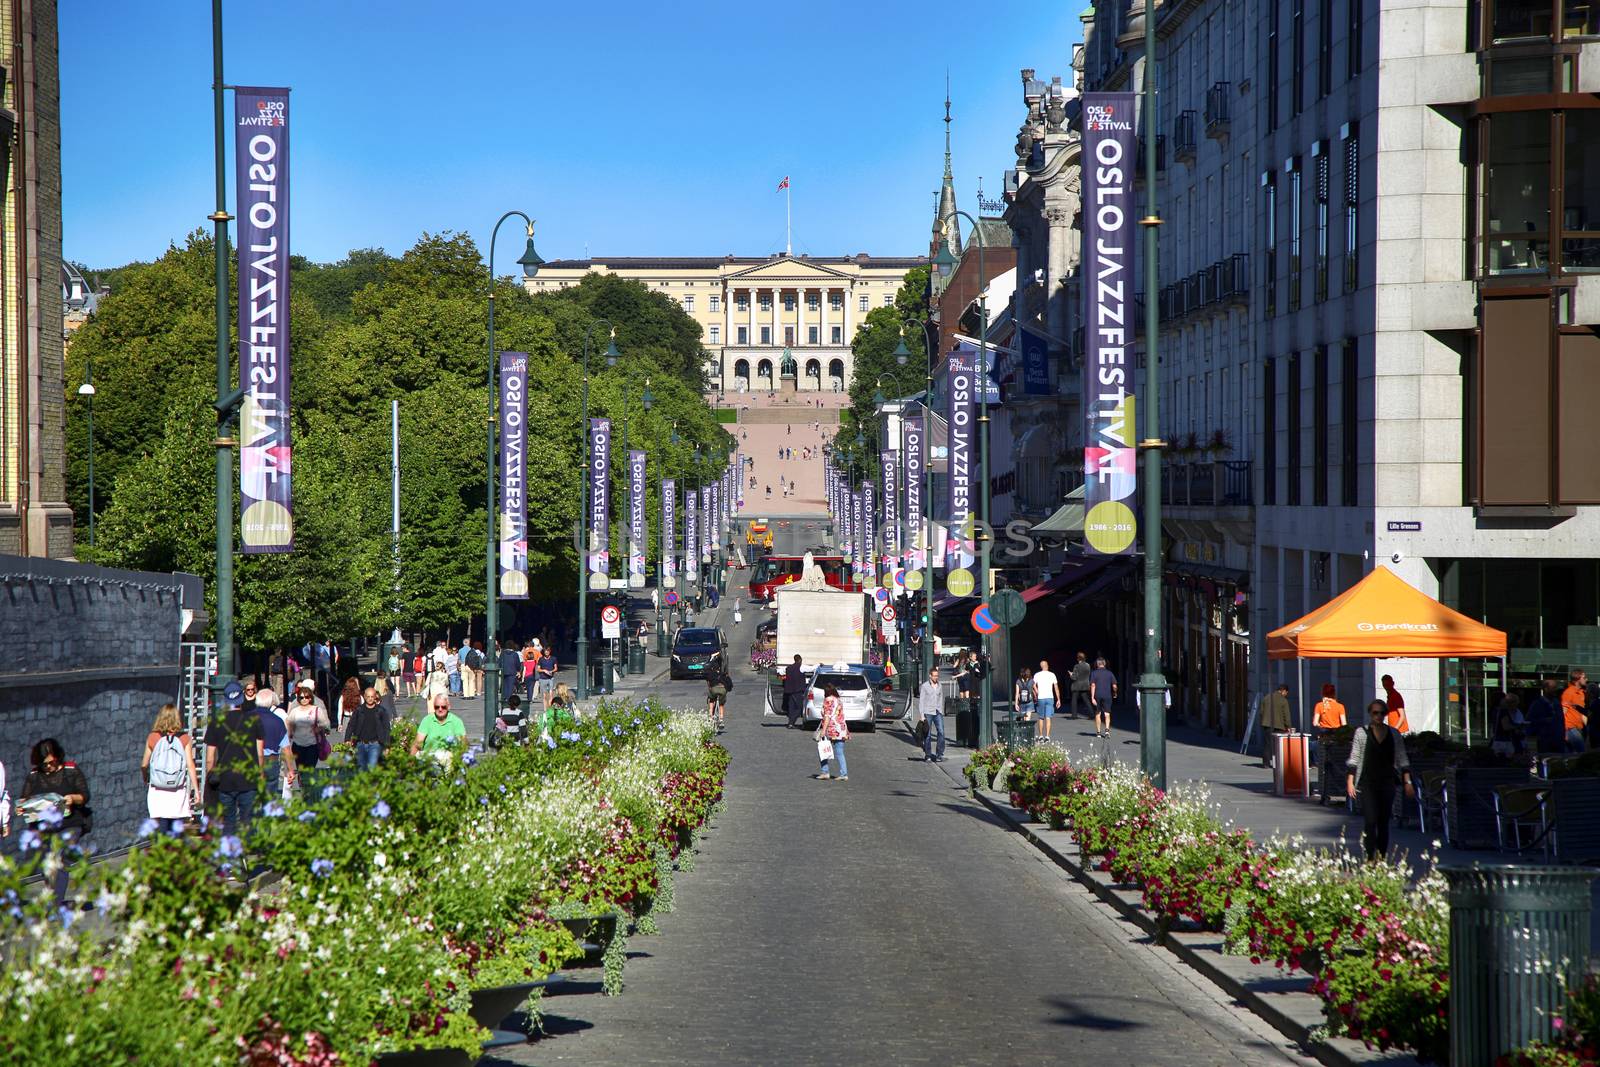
left=588, top=573, right=609, bottom=592
left=664, top=590, right=680, bottom=606
left=874, top=587, right=890, bottom=604
left=989, top=588, right=1027, bottom=627
left=664, top=577, right=677, bottom=590
left=628, top=573, right=646, bottom=589
left=891, top=568, right=906, bottom=589
left=880, top=605, right=896, bottom=623
left=601, top=603, right=622, bottom=639
left=947, top=568, right=975, bottom=598
left=970, top=603, right=1000, bottom=636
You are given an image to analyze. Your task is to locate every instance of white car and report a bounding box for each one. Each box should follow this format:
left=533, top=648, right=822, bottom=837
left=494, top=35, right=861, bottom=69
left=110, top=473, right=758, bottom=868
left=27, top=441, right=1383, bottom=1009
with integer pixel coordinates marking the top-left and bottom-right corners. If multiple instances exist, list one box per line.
left=803, top=665, right=878, bottom=732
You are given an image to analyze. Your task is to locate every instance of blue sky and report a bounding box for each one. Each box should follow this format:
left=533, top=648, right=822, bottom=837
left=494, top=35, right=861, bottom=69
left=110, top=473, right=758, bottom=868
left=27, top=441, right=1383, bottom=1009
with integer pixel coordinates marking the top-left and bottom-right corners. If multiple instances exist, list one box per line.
left=62, top=2, right=1082, bottom=269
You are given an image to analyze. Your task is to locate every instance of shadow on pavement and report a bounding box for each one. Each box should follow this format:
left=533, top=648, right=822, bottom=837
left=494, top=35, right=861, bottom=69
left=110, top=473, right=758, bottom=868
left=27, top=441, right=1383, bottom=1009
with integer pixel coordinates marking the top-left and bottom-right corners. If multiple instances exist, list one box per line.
left=1040, top=994, right=1153, bottom=1031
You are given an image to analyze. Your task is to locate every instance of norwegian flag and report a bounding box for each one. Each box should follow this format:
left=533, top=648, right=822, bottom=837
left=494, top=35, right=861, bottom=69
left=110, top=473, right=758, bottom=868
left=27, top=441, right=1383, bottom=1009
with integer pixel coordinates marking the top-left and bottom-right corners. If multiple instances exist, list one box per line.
left=776, top=176, right=789, bottom=190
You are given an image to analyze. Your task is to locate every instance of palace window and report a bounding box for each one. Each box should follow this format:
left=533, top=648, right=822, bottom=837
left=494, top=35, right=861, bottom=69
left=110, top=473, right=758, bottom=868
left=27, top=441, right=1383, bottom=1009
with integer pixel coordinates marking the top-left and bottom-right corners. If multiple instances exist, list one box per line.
left=808, top=326, right=819, bottom=344
left=882, top=293, right=894, bottom=306
left=807, top=293, right=819, bottom=311
left=760, top=326, right=772, bottom=344
left=710, top=295, right=720, bottom=313
left=831, top=326, right=843, bottom=344
left=784, top=294, right=795, bottom=311
left=683, top=294, right=694, bottom=312
left=830, top=293, right=843, bottom=311
left=737, top=326, right=749, bottom=344
left=710, top=325, right=721, bottom=344
left=759, top=294, right=772, bottom=311
left=858, top=294, right=869, bottom=312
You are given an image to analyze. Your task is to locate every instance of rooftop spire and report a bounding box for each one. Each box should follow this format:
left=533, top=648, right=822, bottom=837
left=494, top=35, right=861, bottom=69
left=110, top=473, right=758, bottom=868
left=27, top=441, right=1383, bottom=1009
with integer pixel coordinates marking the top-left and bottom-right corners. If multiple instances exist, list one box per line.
left=931, top=72, right=962, bottom=266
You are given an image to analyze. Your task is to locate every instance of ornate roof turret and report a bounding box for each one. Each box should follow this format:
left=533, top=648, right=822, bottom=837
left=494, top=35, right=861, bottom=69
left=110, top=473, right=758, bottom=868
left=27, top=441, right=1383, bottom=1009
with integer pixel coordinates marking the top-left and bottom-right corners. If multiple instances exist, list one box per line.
left=931, top=81, right=962, bottom=263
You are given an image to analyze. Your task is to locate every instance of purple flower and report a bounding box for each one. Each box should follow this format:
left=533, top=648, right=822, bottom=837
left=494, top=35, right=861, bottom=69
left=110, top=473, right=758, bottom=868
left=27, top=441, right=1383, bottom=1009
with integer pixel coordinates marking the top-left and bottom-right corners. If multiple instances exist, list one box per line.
left=216, top=835, right=244, bottom=859
left=297, top=810, right=317, bottom=823
left=545, top=737, right=557, bottom=749
left=262, top=801, right=286, bottom=818
left=310, top=858, right=334, bottom=879
left=17, top=829, right=41, bottom=852
left=320, top=785, right=343, bottom=800
left=137, top=818, right=160, bottom=839
left=369, top=799, right=391, bottom=820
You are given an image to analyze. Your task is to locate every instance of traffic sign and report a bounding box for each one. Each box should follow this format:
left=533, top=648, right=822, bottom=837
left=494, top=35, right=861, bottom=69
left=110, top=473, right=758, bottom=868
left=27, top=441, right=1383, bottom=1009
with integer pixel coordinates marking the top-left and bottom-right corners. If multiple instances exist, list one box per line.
left=891, top=568, right=906, bottom=589
left=946, top=568, right=975, bottom=598
left=601, top=604, right=621, bottom=623
left=970, top=603, right=1000, bottom=636
left=880, top=605, right=896, bottom=623
left=588, top=572, right=609, bottom=591
left=664, top=590, right=680, bottom=606
left=874, top=587, right=890, bottom=604
left=989, top=588, right=1027, bottom=627
left=905, top=570, right=924, bottom=591
left=601, top=603, right=622, bottom=639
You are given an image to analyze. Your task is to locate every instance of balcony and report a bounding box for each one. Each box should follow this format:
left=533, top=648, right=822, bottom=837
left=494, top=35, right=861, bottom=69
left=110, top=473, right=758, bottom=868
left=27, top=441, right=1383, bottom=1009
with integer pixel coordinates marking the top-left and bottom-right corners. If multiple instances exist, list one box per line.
left=1173, top=110, right=1198, bottom=164
left=1204, top=82, right=1231, bottom=139
left=1161, top=460, right=1254, bottom=508
left=1136, top=133, right=1167, bottom=177
left=1217, top=253, right=1250, bottom=306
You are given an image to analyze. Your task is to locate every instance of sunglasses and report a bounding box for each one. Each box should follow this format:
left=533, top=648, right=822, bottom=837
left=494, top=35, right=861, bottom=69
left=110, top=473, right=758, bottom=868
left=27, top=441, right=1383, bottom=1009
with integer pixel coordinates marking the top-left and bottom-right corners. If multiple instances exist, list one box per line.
left=298, top=694, right=313, bottom=701
left=433, top=704, right=450, bottom=711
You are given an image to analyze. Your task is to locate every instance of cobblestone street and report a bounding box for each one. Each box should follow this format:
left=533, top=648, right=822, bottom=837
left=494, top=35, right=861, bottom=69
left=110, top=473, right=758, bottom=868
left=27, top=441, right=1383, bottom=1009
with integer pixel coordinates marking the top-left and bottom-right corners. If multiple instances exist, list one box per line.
left=494, top=596, right=1318, bottom=1067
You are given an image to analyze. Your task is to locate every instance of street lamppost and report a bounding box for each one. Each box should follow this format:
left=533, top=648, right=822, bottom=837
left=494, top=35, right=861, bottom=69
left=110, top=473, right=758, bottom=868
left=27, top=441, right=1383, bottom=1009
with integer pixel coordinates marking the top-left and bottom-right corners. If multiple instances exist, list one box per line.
left=576, top=320, right=619, bottom=701
left=657, top=421, right=681, bottom=656
left=78, top=354, right=96, bottom=550
left=933, top=210, right=991, bottom=747
left=615, top=377, right=653, bottom=676
left=890, top=317, right=935, bottom=689
left=483, top=211, right=544, bottom=736
left=1138, top=8, right=1168, bottom=790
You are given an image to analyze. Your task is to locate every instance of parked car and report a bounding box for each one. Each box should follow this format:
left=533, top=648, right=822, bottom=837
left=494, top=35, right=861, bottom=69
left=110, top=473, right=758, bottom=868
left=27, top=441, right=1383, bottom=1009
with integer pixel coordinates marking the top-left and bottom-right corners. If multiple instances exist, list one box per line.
left=802, top=664, right=878, bottom=731
left=670, top=627, right=726, bottom=680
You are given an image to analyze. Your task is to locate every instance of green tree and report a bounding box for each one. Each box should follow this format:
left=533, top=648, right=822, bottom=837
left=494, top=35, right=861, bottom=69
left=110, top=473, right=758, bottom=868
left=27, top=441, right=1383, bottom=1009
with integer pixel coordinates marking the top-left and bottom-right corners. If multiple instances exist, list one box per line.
left=290, top=248, right=394, bottom=322
left=530, top=273, right=708, bottom=389
left=831, top=265, right=931, bottom=469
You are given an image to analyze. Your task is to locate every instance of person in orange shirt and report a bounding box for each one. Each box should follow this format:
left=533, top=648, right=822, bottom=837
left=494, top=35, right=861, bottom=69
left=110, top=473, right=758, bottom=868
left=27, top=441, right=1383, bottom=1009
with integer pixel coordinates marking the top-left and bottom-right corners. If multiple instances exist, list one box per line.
left=1562, top=669, right=1588, bottom=753
left=1380, top=674, right=1410, bottom=733
left=1313, top=683, right=1347, bottom=731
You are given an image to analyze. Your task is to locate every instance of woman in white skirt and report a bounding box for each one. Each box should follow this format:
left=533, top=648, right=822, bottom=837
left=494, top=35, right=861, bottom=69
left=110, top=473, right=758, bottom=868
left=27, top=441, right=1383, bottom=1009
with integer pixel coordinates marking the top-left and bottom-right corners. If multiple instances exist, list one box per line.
left=141, top=703, right=200, bottom=834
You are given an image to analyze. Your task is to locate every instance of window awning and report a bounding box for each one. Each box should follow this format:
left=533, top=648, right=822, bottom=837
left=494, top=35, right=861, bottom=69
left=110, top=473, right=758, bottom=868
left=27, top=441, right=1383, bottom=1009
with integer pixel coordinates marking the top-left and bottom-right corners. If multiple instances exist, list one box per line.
left=1021, top=552, right=1114, bottom=603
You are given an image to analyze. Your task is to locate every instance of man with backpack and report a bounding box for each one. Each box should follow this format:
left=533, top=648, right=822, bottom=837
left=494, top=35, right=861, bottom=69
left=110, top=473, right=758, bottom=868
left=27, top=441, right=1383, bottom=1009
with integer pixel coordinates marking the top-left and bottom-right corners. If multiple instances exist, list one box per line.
left=461, top=640, right=483, bottom=698
left=206, top=680, right=264, bottom=836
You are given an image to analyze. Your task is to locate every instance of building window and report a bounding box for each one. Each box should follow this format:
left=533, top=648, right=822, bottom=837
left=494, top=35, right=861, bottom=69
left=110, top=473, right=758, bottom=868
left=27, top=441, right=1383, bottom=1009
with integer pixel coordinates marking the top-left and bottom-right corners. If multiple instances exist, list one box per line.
left=1343, top=122, right=1360, bottom=291
left=760, top=326, right=772, bottom=345
left=1291, top=0, right=1304, bottom=116
left=806, top=293, right=819, bottom=311
left=858, top=294, right=869, bottom=312
left=882, top=293, right=893, bottom=306
left=1318, top=0, right=1332, bottom=97
left=808, top=325, right=819, bottom=344
left=1262, top=170, right=1278, bottom=314
left=784, top=293, right=795, bottom=312
left=1288, top=157, right=1303, bottom=310
left=760, top=294, right=772, bottom=311
left=710, top=295, right=720, bottom=313
left=1313, top=345, right=1329, bottom=506
left=683, top=294, right=694, bottom=312
left=1266, top=0, right=1280, bottom=130
left=785, top=326, right=795, bottom=345
left=737, top=326, right=749, bottom=344
left=831, top=326, right=843, bottom=344
left=1348, top=0, right=1362, bottom=80
left=1286, top=353, right=1302, bottom=505
left=1263, top=357, right=1278, bottom=505
left=1475, top=108, right=1600, bottom=276
left=710, top=325, right=721, bottom=344
left=1341, top=339, right=1358, bottom=505
left=830, top=293, right=843, bottom=311
left=736, top=294, right=749, bottom=312
left=1314, top=142, right=1330, bottom=302
left=1485, top=0, right=1600, bottom=45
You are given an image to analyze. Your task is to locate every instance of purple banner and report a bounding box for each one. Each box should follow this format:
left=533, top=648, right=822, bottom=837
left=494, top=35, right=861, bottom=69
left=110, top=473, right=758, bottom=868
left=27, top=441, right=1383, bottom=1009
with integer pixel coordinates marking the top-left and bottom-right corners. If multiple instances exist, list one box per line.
left=685, top=484, right=698, bottom=582
left=838, top=476, right=851, bottom=559
left=850, top=490, right=864, bottom=578
left=236, top=86, right=293, bottom=552
left=662, top=478, right=676, bottom=581
left=628, top=450, right=647, bottom=587
left=1020, top=323, right=1051, bottom=396
left=863, top=481, right=876, bottom=579
left=946, top=351, right=975, bottom=568
left=1082, top=91, right=1139, bottom=556
left=700, top=487, right=711, bottom=563
left=881, top=450, right=899, bottom=556
left=588, top=418, right=611, bottom=588
left=709, top=481, right=720, bottom=557
left=904, top=415, right=924, bottom=567
left=497, top=352, right=529, bottom=598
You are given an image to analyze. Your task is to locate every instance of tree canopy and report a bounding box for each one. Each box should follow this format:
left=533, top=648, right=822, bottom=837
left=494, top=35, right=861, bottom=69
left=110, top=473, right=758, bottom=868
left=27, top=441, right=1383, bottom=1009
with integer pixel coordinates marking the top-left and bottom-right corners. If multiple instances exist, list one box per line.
left=831, top=265, right=931, bottom=478
left=67, top=232, right=728, bottom=651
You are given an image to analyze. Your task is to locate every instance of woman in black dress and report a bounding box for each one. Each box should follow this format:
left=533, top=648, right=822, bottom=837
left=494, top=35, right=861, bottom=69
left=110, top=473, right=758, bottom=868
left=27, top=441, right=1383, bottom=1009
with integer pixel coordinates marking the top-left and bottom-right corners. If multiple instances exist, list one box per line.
left=1345, top=700, right=1414, bottom=861
left=19, top=738, right=91, bottom=905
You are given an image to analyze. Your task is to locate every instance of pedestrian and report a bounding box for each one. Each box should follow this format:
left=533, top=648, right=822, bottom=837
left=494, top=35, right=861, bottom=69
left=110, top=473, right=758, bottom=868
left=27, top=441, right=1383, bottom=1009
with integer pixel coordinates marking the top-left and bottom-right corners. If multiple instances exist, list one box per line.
left=537, top=645, right=558, bottom=706
left=1035, top=660, right=1063, bottom=741
left=254, top=687, right=290, bottom=802
left=918, top=666, right=946, bottom=762
left=206, top=681, right=263, bottom=836
left=142, top=702, right=201, bottom=835
left=1562, top=669, right=1589, bottom=752
left=1491, top=693, right=1526, bottom=757
left=1380, top=674, right=1410, bottom=733
left=732, top=598, right=743, bottom=625
left=1346, top=699, right=1414, bottom=862
left=495, top=693, right=526, bottom=747
left=1311, top=683, right=1347, bottom=763
left=386, top=645, right=403, bottom=684
left=813, top=683, right=850, bottom=781
left=407, top=650, right=423, bottom=697
left=345, top=686, right=393, bottom=771
left=1090, top=657, right=1119, bottom=739
left=337, top=676, right=362, bottom=738
left=409, top=694, right=467, bottom=760
left=1528, top=678, right=1567, bottom=755
left=1014, top=665, right=1037, bottom=724
left=706, top=651, right=731, bottom=733
left=707, top=582, right=721, bottom=609
left=445, top=641, right=462, bottom=696
left=424, top=657, right=450, bottom=706
left=1069, top=652, right=1092, bottom=719
left=523, top=641, right=540, bottom=705
left=460, top=640, right=481, bottom=698
left=497, top=640, right=523, bottom=706
left=19, top=739, right=91, bottom=905
left=1259, top=682, right=1292, bottom=766
left=782, top=653, right=806, bottom=727
left=286, top=679, right=331, bottom=778
left=540, top=685, right=577, bottom=740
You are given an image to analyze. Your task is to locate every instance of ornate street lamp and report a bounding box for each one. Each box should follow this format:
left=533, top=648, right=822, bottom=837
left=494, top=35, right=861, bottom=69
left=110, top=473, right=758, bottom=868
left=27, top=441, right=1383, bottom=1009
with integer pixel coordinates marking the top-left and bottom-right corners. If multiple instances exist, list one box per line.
left=576, top=321, right=619, bottom=700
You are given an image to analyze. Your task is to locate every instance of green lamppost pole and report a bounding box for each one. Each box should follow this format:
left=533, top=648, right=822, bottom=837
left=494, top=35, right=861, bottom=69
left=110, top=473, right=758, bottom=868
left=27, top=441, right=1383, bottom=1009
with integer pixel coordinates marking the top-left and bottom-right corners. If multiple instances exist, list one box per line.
left=892, top=317, right=938, bottom=690
left=210, top=0, right=242, bottom=693
left=1138, top=6, right=1168, bottom=789
left=658, top=421, right=681, bottom=656
left=872, top=368, right=917, bottom=679
left=576, top=321, right=619, bottom=700
left=482, top=211, right=544, bottom=736
left=78, top=354, right=95, bottom=549
left=938, top=209, right=990, bottom=746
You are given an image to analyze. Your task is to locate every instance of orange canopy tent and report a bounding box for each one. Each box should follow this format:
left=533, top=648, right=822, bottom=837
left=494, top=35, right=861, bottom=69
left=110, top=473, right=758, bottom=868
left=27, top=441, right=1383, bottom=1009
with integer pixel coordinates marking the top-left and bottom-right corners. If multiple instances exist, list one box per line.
left=1268, top=565, right=1507, bottom=660
left=1266, top=566, right=1506, bottom=738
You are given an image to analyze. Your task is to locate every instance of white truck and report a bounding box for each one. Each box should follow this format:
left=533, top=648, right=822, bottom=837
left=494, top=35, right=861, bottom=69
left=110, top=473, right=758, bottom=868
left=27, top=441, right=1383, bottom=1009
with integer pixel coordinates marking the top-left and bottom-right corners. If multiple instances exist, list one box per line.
left=762, top=584, right=872, bottom=722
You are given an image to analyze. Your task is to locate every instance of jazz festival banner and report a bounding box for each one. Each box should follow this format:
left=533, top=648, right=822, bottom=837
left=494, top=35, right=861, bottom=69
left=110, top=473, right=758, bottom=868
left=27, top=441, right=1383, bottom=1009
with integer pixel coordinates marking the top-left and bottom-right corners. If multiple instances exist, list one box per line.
left=662, top=478, right=676, bottom=582
left=497, top=352, right=529, bottom=598
left=628, top=450, right=647, bottom=587
left=903, top=415, right=923, bottom=568
left=945, top=351, right=975, bottom=569
left=588, top=419, right=611, bottom=588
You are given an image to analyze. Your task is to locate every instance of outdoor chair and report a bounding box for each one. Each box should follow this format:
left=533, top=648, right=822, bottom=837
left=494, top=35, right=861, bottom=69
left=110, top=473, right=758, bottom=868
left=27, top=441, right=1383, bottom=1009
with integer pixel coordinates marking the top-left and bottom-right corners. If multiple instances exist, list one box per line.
left=1494, top=783, right=1554, bottom=858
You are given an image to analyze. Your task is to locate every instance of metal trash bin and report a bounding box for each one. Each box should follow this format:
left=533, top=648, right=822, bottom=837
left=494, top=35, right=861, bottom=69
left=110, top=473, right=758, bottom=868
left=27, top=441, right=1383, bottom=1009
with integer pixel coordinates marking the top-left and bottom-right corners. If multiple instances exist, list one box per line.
left=1445, top=863, right=1599, bottom=1067
left=629, top=642, right=647, bottom=674
left=995, top=717, right=1033, bottom=749
left=590, top=657, right=614, bottom=695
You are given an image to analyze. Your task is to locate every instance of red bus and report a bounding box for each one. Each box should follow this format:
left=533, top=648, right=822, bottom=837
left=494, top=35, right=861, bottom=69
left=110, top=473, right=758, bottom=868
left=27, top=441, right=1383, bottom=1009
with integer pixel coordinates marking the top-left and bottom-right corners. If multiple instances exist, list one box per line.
left=748, top=554, right=857, bottom=603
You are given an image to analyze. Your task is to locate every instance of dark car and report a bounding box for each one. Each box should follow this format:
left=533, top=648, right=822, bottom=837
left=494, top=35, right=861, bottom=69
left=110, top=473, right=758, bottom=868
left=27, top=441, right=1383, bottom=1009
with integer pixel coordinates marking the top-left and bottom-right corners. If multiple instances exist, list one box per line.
left=671, top=627, right=726, bottom=680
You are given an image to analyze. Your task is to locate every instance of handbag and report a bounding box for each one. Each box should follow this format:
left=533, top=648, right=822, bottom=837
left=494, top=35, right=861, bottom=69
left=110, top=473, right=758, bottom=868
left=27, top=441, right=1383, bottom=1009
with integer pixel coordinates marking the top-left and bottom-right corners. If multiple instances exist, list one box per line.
left=317, top=731, right=332, bottom=761
left=816, top=737, right=834, bottom=762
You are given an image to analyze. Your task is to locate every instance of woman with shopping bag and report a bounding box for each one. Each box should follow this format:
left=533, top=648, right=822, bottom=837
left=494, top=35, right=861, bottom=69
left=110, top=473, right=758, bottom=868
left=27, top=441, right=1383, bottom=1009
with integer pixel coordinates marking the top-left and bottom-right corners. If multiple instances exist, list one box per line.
left=813, top=684, right=850, bottom=781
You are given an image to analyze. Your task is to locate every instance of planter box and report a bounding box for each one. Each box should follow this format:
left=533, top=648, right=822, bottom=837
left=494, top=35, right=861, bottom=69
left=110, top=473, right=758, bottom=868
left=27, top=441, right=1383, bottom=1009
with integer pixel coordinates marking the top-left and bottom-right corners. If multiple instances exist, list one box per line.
left=374, top=1048, right=479, bottom=1067
left=557, top=913, right=620, bottom=966
left=1446, top=766, right=1531, bottom=849
left=468, top=981, right=541, bottom=1031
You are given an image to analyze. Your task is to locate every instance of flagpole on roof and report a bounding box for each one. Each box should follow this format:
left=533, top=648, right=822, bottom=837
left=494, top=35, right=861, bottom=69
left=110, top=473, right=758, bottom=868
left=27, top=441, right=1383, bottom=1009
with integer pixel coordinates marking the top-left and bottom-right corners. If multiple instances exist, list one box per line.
left=786, top=179, right=792, bottom=255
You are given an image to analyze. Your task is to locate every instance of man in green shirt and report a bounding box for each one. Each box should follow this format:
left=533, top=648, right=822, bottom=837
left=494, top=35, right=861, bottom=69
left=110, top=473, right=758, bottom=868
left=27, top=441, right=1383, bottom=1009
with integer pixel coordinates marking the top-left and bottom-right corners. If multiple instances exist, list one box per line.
left=410, top=695, right=467, bottom=758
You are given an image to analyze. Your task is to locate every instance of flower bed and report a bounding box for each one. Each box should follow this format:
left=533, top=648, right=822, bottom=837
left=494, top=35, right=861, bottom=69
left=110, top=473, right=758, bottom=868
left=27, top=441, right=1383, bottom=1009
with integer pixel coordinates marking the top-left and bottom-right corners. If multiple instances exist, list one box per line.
left=0, top=697, right=728, bottom=1066
left=991, top=748, right=1449, bottom=1063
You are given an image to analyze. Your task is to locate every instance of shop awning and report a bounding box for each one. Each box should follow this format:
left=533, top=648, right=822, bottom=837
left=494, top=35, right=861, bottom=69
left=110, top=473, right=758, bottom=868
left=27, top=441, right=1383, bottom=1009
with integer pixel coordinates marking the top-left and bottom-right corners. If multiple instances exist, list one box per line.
left=1267, top=565, right=1508, bottom=660
left=1021, top=552, right=1110, bottom=603
left=1031, top=484, right=1086, bottom=535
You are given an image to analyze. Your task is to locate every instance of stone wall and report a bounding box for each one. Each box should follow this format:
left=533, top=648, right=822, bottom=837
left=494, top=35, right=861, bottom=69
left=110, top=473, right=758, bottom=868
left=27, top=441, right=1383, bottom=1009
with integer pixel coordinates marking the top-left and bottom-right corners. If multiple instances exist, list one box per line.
left=0, top=554, right=202, bottom=854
